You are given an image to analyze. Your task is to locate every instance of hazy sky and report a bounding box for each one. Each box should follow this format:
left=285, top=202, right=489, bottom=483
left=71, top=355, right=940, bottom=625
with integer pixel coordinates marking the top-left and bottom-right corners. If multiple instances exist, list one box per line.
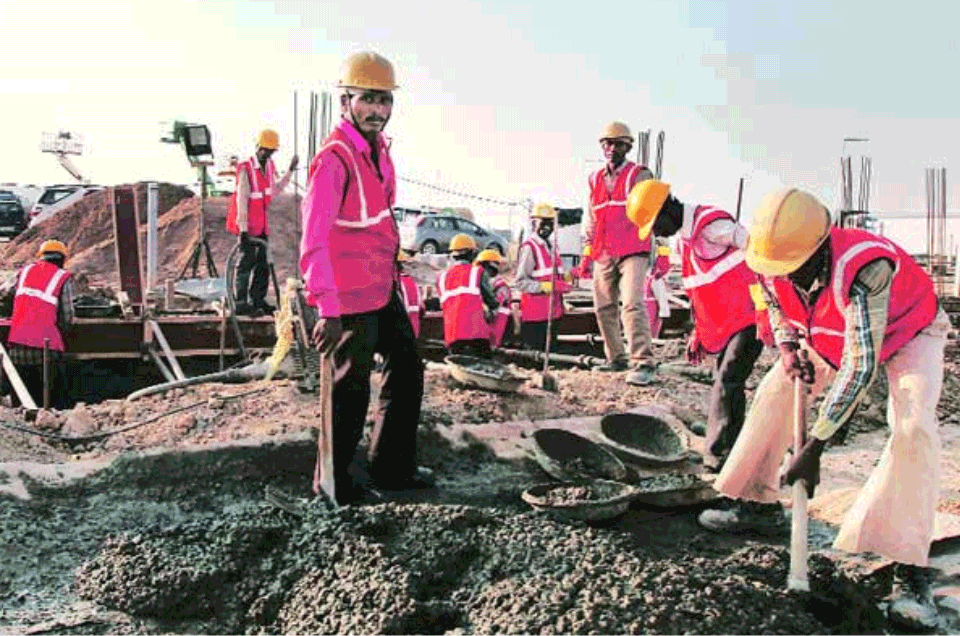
left=1, top=0, right=958, bottom=233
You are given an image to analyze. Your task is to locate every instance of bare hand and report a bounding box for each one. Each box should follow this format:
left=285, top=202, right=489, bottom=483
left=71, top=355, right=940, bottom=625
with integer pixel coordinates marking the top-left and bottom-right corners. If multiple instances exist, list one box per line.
left=779, top=344, right=815, bottom=384
left=686, top=329, right=705, bottom=365
left=290, top=155, right=300, bottom=172
left=312, top=317, right=342, bottom=356
left=783, top=437, right=826, bottom=498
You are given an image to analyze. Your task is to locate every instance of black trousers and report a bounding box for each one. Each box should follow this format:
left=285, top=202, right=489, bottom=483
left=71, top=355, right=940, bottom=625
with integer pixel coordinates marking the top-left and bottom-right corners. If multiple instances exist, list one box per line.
left=4, top=359, right=67, bottom=409
left=313, top=289, right=425, bottom=503
left=235, top=235, right=269, bottom=305
left=705, top=325, right=764, bottom=470
left=520, top=320, right=557, bottom=353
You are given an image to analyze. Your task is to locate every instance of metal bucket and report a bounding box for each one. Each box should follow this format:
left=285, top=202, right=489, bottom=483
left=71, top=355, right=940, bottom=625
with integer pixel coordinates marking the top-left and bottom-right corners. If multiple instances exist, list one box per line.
left=521, top=480, right=641, bottom=522
left=598, top=407, right=695, bottom=467
left=530, top=428, right=632, bottom=483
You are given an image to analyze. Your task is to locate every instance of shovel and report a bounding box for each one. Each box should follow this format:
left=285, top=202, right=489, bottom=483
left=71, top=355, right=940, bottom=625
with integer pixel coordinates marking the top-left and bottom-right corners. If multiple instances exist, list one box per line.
left=315, top=353, right=337, bottom=505
left=788, top=372, right=810, bottom=592
left=537, top=235, right=560, bottom=392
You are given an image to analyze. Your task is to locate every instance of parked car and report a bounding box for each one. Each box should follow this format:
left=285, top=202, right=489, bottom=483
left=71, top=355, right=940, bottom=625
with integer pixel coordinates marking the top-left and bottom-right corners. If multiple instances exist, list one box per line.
left=29, top=184, right=104, bottom=227
left=402, top=214, right=509, bottom=255
left=0, top=191, right=27, bottom=238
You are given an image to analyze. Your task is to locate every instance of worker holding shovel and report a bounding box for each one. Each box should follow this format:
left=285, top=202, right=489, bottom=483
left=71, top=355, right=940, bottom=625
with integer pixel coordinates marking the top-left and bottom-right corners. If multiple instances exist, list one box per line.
left=701, top=188, right=948, bottom=631
left=301, top=51, right=432, bottom=507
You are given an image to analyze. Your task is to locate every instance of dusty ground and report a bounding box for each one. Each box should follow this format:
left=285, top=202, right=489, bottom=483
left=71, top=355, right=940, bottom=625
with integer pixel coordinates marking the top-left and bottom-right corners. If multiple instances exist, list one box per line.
left=0, top=341, right=958, bottom=634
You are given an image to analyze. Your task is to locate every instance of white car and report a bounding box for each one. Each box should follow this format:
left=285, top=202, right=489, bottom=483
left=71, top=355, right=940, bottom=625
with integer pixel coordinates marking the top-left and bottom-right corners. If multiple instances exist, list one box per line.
left=29, top=184, right=104, bottom=227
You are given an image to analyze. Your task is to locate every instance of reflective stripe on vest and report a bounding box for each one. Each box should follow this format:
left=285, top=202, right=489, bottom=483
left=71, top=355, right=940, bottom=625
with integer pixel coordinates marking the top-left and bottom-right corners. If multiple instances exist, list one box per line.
left=321, top=140, right=394, bottom=229
left=16, top=264, right=68, bottom=305
left=438, top=263, right=482, bottom=302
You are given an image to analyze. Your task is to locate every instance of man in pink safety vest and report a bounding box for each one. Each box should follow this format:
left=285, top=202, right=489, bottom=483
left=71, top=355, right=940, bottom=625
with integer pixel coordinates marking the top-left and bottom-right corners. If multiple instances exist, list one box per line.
left=6, top=239, right=75, bottom=409
left=704, top=188, right=946, bottom=630
left=515, top=203, right=572, bottom=353
left=580, top=122, right=657, bottom=386
left=301, top=51, right=432, bottom=507
left=437, top=234, right=500, bottom=358
left=226, top=128, right=298, bottom=316
left=627, top=179, right=766, bottom=473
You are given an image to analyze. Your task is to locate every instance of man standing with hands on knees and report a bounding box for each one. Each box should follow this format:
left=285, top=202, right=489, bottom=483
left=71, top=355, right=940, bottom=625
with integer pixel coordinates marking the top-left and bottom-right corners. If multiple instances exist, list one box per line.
left=301, top=51, right=432, bottom=507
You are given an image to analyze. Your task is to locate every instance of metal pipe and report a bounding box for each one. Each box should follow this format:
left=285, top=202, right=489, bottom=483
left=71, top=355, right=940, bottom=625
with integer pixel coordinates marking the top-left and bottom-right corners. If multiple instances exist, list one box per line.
left=126, top=361, right=273, bottom=402
left=147, top=182, right=158, bottom=291
left=496, top=347, right=606, bottom=368
left=735, top=176, right=745, bottom=221
left=42, top=338, right=49, bottom=410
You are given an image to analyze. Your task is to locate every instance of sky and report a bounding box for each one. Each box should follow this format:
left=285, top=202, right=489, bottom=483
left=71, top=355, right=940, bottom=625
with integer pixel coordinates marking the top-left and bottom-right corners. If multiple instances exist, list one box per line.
left=1, top=0, right=959, bottom=243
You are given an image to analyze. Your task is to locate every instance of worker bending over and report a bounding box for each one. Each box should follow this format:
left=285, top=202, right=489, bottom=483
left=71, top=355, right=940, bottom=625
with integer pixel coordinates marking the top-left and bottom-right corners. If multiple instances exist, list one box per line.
left=628, top=179, right=765, bottom=472
left=475, top=249, right=512, bottom=349
left=437, top=233, right=499, bottom=357
left=301, top=51, right=431, bottom=506
left=580, top=122, right=656, bottom=385
left=227, top=128, right=298, bottom=316
left=700, top=188, right=946, bottom=631
left=515, top=203, right=571, bottom=352
left=6, top=240, right=74, bottom=409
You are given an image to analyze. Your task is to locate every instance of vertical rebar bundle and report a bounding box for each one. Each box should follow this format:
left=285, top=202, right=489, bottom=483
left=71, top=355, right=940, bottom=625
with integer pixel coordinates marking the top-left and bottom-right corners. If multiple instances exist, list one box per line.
left=654, top=131, right=665, bottom=179
left=925, top=167, right=948, bottom=295
left=638, top=130, right=651, bottom=167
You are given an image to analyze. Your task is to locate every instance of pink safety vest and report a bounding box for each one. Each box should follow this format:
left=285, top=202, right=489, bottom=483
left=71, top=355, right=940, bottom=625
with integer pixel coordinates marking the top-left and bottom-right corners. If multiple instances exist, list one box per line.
left=489, top=276, right=512, bottom=348
left=226, top=156, right=276, bottom=236
left=437, top=263, right=489, bottom=346
left=519, top=235, right=565, bottom=323
left=767, top=227, right=938, bottom=369
left=588, top=162, right=652, bottom=258
left=399, top=274, right=421, bottom=338
left=9, top=261, right=71, bottom=352
left=305, top=122, right=400, bottom=316
left=679, top=205, right=757, bottom=354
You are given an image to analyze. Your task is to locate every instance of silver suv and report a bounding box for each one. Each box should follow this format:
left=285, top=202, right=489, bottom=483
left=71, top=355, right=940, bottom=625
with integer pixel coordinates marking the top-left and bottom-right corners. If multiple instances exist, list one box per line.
left=404, top=214, right=509, bottom=255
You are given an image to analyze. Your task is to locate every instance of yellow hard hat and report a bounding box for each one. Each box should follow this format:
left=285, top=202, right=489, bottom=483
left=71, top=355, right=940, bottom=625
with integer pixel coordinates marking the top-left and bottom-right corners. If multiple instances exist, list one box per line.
left=449, top=233, right=477, bottom=252
left=339, top=51, right=398, bottom=91
left=600, top=121, right=633, bottom=142
left=257, top=129, right=279, bottom=150
left=745, top=188, right=832, bottom=277
left=530, top=202, right=557, bottom=220
left=627, top=179, right=671, bottom=241
left=37, top=239, right=67, bottom=259
left=475, top=249, right=503, bottom=265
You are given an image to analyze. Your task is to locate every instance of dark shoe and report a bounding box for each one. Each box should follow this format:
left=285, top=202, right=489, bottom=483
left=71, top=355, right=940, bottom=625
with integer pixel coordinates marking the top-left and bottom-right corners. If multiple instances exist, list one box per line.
left=888, top=563, right=938, bottom=630
left=374, top=466, right=437, bottom=492
left=626, top=364, right=657, bottom=386
left=596, top=359, right=628, bottom=372
left=697, top=500, right=787, bottom=537
left=254, top=301, right=276, bottom=315
left=234, top=301, right=254, bottom=316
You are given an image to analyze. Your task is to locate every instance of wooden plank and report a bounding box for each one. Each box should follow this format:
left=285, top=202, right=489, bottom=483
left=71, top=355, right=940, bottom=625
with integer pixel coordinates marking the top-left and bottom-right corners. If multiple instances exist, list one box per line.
left=148, top=320, right=186, bottom=380
left=0, top=341, right=37, bottom=410
left=110, top=187, right=145, bottom=309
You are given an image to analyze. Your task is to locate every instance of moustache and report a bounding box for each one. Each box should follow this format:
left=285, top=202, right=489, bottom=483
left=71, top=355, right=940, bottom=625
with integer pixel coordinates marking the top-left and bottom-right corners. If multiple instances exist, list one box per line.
left=365, top=118, right=384, bottom=124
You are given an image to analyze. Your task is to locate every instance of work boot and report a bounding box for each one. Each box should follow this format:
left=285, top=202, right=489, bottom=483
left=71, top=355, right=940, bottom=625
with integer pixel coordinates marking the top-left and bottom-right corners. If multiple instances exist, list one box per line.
left=373, top=466, right=437, bottom=492
left=254, top=300, right=276, bottom=315
left=234, top=301, right=255, bottom=316
left=596, top=359, right=628, bottom=372
left=697, top=500, right=787, bottom=537
left=888, top=563, right=938, bottom=631
left=626, top=363, right=657, bottom=386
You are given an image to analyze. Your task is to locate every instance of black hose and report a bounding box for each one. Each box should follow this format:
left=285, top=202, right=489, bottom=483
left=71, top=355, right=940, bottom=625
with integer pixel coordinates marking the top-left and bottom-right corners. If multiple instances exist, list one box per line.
left=224, top=241, right=248, bottom=361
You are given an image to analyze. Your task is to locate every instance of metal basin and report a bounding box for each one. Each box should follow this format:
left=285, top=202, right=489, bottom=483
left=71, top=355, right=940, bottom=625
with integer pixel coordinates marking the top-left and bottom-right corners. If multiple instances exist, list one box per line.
left=445, top=355, right=525, bottom=392
left=522, top=479, right=641, bottom=522
left=531, top=428, right=632, bottom=483
left=598, top=407, right=693, bottom=466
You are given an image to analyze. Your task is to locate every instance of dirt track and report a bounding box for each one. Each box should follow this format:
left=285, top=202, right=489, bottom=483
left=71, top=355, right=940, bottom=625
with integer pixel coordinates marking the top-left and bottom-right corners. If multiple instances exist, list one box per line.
left=0, top=347, right=958, bottom=634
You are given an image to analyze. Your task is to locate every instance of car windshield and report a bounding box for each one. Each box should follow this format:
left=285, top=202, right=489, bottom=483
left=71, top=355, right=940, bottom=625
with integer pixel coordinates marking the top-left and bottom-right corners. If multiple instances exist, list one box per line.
left=0, top=202, right=18, bottom=212
left=38, top=188, right=77, bottom=205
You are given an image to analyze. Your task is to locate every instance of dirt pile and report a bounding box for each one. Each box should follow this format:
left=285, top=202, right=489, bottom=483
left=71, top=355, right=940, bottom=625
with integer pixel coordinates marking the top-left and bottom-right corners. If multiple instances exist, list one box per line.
left=0, top=185, right=303, bottom=292
left=73, top=502, right=884, bottom=635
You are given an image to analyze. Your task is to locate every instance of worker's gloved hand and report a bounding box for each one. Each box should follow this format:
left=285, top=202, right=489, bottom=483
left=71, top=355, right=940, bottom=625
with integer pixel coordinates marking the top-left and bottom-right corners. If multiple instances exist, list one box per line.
left=563, top=272, right=575, bottom=284
left=539, top=281, right=554, bottom=294
left=779, top=343, right=815, bottom=384
left=239, top=231, right=251, bottom=247
left=783, top=437, right=827, bottom=498
left=312, top=317, right=343, bottom=356
left=686, top=329, right=705, bottom=365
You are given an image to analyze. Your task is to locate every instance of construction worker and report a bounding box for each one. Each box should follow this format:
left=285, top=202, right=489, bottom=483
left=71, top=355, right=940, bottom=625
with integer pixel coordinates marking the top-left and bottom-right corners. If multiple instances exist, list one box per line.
left=397, top=251, right=422, bottom=339
left=699, top=188, right=947, bottom=631
left=301, top=51, right=431, bottom=506
left=515, top=203, right=572, bottom=352
left=475, top=248, right=512, bottom=349
left=227, top=128, right=299, bottom=317
left=580, top=122, right=656, bottom=386
left=437, top=234, right=499, bottom=357
left=644, top=239, right=672, bottom=338
left=627, top=179, right=764, bottom=472
left=5, top=240, right=74, bottom=409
